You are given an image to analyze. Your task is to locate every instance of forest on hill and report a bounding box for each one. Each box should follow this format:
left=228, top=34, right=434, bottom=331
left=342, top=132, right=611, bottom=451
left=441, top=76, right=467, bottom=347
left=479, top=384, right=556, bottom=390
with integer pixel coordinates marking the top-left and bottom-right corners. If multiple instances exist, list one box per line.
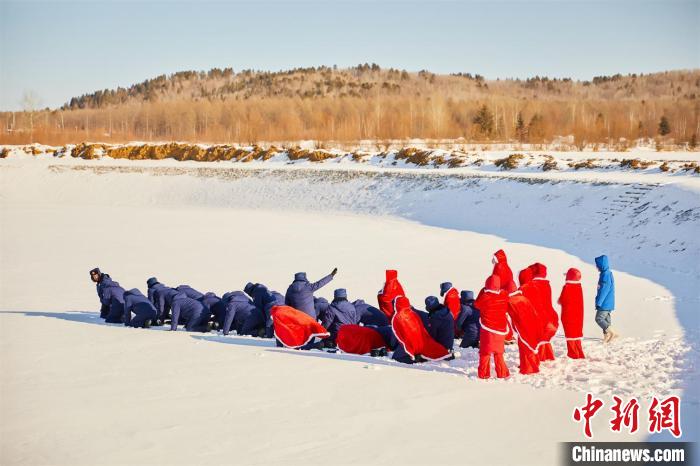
left=2, top=64, right=699, bottom=147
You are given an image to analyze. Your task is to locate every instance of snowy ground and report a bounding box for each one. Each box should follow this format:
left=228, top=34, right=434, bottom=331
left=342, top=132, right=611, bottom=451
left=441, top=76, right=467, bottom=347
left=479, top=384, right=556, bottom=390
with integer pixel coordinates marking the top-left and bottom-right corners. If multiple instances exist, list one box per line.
left=1, top=154, right=699, bottom=465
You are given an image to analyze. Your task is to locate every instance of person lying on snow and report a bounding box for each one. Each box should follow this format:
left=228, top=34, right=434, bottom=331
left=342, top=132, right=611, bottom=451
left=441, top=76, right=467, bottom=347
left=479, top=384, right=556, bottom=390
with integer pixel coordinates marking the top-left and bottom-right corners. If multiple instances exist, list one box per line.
left=270, top=305, right=330, bottom=350
left=424, top=296, right=455, bottom=354
left=391, top=296, right=452, bottom=364
left=439, top=282, right=461, bottom=321
left=504, top=281, right=541, bottom=375
left=594, top=255, right=617, bottom=343
left=474, top=275, right=510, bottom=379
left=123, top=289, right=157, bottom=328
left=220, top=291, right=264, bottom=337
left=456, top=290, right=480, bottom=349
left=559, top=268, right=585, bottom=358
left=377, top=269, right=405, bottom=320
left=285, top=269, right=337, bottom=319
left=169, top=292, right=211, bottom=332
left=528, top=263, right=558, bottom=361
left=353, top=299, right=389, bottom=327
left=319, top=289, right=359, bottom=348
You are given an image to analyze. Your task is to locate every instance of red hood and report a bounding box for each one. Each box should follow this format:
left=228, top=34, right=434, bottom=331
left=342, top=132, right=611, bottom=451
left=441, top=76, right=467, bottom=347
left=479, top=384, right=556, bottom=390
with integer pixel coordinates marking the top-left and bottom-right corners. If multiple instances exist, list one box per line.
left=566, top=268, right=582, bottom=281
left=485, top=274, right=501, bottom=291
left=385, top=269, right=398, bottom=281
left=519, top=268, right=533, bottom=286
left=393, top=296, right=412, bottom=314
left=494, top=249, right=508, bottom=264
left=531, top=262, right=547, bottom=278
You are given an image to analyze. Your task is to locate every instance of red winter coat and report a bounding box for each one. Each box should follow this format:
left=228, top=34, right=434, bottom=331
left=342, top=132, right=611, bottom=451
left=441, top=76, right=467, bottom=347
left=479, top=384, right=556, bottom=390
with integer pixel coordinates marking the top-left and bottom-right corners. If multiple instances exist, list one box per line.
left=391, top=297, right=449, bottom=361
left=507, top=291, right=543, bottom=353
left=337, top=325, right=387, bottom=355
left=443, top=287, right=461, bottom=320
left=529, top=264, right=559, bottom=341
left=559, top=271, right=584, bottom=340
left=377, top=270, right=405, bottom=320
left=492, top=249, right=514, bottom=288
left=271, top=305, right=329, bottom=348
left=474, top=287, right=509, bottom=354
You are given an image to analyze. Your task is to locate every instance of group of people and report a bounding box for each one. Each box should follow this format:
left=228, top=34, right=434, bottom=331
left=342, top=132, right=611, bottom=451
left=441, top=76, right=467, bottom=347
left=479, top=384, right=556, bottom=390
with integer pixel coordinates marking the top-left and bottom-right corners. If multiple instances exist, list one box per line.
left=89, top=249, right=617, bottom=379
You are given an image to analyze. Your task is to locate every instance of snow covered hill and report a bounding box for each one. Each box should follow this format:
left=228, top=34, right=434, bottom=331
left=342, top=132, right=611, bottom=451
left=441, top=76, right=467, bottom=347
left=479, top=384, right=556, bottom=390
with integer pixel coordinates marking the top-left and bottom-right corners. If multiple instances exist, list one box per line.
left=1, top=154, right=698, bottom=465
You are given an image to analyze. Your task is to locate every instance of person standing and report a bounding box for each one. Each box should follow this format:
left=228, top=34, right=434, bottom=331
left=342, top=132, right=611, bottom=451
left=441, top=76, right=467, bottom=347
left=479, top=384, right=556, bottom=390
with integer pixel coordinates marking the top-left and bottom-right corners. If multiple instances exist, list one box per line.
left=594, top=255, right=617, bottom=343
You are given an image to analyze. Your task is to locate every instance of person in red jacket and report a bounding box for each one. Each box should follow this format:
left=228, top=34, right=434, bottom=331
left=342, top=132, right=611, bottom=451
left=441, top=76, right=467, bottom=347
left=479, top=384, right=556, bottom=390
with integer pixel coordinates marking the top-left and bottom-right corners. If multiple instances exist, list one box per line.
left=377, top=270, right=405, bottom=320
left=440, top=281, right=461, bottom=320
left=558, top=268, right=585, bottom=359
left=528, top=263, right=558, bottom=361
left=474, top=275, right=510, bottom=379
left=492, top=249, right=514, bottom=287
left=504, top=281, right=541, bottom=374
left=518, top=268, right=547, bottom=349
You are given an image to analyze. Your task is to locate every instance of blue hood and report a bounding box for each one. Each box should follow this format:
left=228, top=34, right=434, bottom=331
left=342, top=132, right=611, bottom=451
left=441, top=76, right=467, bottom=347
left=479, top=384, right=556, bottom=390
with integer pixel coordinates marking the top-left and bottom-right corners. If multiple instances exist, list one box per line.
left=595, top=255, right=609, bottom=272
left=460, top=290, right=474, bottom=302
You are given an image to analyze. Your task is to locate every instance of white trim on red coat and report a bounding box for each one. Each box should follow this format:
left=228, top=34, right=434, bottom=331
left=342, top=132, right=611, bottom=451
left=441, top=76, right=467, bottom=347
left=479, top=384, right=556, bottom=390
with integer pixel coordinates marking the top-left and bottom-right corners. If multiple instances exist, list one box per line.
left=479, top=318, right=510, bottom=336
left=565, top=280, right=581, bottom=284
left=484, top=289, right=500, bottom=295
left=532, top=277, right=547, bottom=281
left=565, top=336, right=583, bottom=341
left=390, top=296, right=415, bottom=361
left=270, top=315, right=330, bottom=349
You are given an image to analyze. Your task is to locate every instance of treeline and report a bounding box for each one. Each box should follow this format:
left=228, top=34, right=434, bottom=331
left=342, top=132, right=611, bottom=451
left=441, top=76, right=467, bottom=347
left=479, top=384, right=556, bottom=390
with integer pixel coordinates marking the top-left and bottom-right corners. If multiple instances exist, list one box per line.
left=1, top=66, right=699, bottom=146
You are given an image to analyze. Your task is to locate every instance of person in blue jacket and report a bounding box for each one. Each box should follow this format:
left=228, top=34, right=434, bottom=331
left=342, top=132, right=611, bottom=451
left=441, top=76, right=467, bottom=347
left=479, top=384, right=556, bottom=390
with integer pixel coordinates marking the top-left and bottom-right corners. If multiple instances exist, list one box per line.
left=285, top=268, right=337, bottom=318
left=170, top=292, right=210, bottom=332
left=175, top=285, right=204, bottom=300
left=146, top=277, right=167, bottom=306
left=221, top=291, right=263, bottom=337
left=123, top=289, right=157, bottom=328
left=424, top=296, right=455, bottom=353
left=101, top=277, right=126, bottom=324
left=263, top=291, right=285, bottom=338
left=198, top=292, right=221, bottom=325
left=456, top=290, right=480, bottom=349
left=594, top=255, right=617, bottom=343
left=354, top=299, right=389, bottom=327
left=320, top=289, right=359, bottom=347
left=155, top=287, right=180, bottom=324
left=90, top=268, right=114, bottom=318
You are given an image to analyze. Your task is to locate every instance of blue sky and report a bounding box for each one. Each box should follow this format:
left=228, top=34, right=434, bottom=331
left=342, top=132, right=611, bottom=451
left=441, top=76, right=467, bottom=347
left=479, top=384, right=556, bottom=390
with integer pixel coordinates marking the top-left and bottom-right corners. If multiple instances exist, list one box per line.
left=1, top=0, right=698, bottom=110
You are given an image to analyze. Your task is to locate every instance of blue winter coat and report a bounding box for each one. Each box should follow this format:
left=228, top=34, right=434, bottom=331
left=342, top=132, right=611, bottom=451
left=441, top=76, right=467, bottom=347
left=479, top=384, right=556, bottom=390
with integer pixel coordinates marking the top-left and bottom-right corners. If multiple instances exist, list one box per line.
left=354, top=299, right=389, bottom=327
left=198, top=292, right=221, bottom=322
left=457, top=300, right=480, bottom=348
left=156, top=288, right=180, bottom=321
left=123, top=289, right=157, bottom=327
left=248, top=284, right=271, bottom=311
left=285, top=273, right=334, bottom=318
left=595, top=255, right=615, bottom=311
left=263, top=291, right=285, bottom=338
left=147, top=282, right=168, bottom=306
left=222, top=292, right=262, bottom=336
left=427, top=304, right=455, bottom=351
left=101, top=279, right=126, bottom=324
left=176, top=285, right=204, bottom=300
left=170, top=293, right=208, bottom=331
left=321, top=298, right=359, bottom=341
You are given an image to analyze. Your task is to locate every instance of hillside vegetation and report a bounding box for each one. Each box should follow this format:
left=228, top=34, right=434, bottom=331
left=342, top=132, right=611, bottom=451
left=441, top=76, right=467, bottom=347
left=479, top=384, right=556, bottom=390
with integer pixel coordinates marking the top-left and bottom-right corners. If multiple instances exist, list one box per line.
left=2, top=64, right=699, bottom=147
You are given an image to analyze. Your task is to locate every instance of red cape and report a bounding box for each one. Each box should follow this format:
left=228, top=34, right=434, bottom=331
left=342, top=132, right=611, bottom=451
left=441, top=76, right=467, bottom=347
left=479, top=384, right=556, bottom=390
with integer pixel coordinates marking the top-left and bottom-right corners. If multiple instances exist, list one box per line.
left=443, top=287, right=461, bottom=320
left=377, top=271, right=406, bottom=319
left=391, top=298, right=449, bottom=361
left=530, top=279, right=560, bottom=341
left=271, top=305, right=330, bottom=349
left=507, top=291, right=543, bottom=352
left=337, top=325, right=387, bottom=355
left=558, top=282, right=584, bottom=339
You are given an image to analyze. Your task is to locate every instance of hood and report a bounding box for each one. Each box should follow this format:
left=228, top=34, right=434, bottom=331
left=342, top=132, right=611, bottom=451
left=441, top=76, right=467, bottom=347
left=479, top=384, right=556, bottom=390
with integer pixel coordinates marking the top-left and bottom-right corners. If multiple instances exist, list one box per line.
left=424, top=296, right=441, bottom=312
left=595, top=255, right=609, bottom=272
left=333, top=288, right=347, bottom=300
left=146, top=277, right=159, bottom=288
left=460, top=290, right=474, bottom=303
left=244, top=282, right=256, bottom=295
left=531, top=262, right=547, bottom=278
left=566, top=268, right=582, bottom=281
left=503, top=280, right=517, bottom=294
left=124, top=288, right=144, bottom=298
left=439, top=282, right=453, bottom=296
left=494, top=249, right=507, bottom=264
left=294, top=272, right=307, bottom=282
left=485, top=275, right=501, bottom=292
left=519, top=268, right=533, bottom=286
left=393, top=296, right=411, bottom=314
left=314, top=296, right=329, bottom=305
left=385, top=270, right=398, bottom=282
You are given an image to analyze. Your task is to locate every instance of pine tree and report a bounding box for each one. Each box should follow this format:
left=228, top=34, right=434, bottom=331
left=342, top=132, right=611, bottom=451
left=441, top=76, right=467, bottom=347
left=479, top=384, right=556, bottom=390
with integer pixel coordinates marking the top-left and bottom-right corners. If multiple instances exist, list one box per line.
left=473, top=104, right=494, bottom=136
left=658, top=116, right=671, bottom=136
left=515, top=112, right=527, bottom=142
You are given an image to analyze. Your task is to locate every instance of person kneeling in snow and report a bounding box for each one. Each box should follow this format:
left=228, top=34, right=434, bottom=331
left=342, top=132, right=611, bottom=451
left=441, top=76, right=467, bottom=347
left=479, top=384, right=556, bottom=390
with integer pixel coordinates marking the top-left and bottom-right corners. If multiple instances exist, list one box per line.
left=391, top=296, right=451, bottom=364
left=271, top=305, right=330, bottom=350
left=559, top=268, right=586, bottom=358
left=474, top=275, right=510, bottom=379
left=285, top=269, right=337, bottom=319
left=221, top=291, right=263, bottom=337
left=90, top=268, right=126, bottom=324
left=146, top=277, right=168, bottom=309
left=594, top=255, right=617, bottom=343
left=457, top=290, right=480, bottom=349
left=504, top=281, right=541, bottom=375
left=175, top=284, right=204, bottom=300
left=123, top=289, right=157, bottom=328
left=377, top=270, right=405, bottom=320
left=424, top=296, right=455, bottom=354
left=439, top=282, right=461, bottom=322
left=170, top=292, right=211, bottom=332
left=320, top=289, right=359, bottom=347
left=354, top=299, right=389, bottom=327
left=337, top=324, right=389, bottom=356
